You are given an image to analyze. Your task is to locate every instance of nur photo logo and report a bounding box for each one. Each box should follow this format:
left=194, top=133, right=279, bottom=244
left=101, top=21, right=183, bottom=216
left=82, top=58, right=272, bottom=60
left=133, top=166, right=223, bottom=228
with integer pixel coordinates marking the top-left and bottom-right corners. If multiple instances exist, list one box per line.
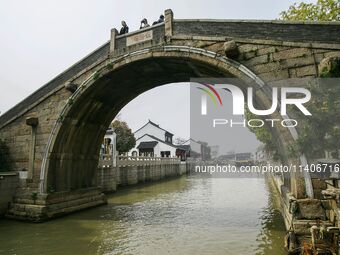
left=196, top=83, right=312, bottom=128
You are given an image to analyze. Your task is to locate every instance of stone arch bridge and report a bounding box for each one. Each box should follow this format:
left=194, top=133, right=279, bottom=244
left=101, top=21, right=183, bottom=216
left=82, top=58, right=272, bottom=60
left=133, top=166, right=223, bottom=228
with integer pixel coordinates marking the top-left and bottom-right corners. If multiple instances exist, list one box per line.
left=0, top=9, right=339, bottom=223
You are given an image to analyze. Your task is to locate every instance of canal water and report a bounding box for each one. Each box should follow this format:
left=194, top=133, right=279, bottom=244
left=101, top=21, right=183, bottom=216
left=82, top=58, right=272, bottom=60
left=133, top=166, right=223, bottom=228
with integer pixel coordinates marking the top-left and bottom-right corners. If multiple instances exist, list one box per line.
left=0, top=174, right=287, bottom=255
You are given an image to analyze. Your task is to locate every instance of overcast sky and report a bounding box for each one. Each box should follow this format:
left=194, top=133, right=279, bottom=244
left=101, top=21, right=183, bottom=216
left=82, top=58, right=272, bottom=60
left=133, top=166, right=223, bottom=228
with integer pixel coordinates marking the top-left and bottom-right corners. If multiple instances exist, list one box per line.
left=0, top=0, right=315, bottom=154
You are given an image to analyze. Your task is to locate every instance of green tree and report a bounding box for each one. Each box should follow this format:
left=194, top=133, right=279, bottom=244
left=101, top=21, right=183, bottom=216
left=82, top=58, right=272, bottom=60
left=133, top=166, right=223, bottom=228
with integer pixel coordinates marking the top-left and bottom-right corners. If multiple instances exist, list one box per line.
left=294, top=80, right=340, bottom=159
left=174, top=137, right=187, bottom=145
left=111, top=120, right=136, bottom=153
left=244, top=110, right=279, bottom=160
left=280, top=0, right=340, bottom=21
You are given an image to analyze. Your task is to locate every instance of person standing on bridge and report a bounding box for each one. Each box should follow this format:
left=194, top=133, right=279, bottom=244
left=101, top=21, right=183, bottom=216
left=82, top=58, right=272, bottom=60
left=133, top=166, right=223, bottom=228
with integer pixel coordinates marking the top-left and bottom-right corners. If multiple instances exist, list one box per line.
left=119, top=21, right=129, bottom=35
left=140, top=18, right=150, bottom=29
left=152, top=15, right=164, bottom=25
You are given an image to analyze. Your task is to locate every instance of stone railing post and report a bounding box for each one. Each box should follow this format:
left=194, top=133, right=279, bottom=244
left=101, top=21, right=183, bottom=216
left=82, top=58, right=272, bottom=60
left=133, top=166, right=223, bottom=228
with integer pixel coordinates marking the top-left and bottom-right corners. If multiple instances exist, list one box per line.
left=164, top=9, right=173, bottom=38
left=26, top=117, right=38, bottom=180
left=109, top=28, right=118, bottom=56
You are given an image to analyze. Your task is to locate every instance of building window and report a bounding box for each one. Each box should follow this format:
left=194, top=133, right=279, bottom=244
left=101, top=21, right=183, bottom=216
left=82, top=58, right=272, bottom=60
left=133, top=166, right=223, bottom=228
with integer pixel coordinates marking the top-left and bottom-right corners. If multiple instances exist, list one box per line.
left=161, top=151, right=170, bottom=157
left=165, top=135, right=172, bottom=143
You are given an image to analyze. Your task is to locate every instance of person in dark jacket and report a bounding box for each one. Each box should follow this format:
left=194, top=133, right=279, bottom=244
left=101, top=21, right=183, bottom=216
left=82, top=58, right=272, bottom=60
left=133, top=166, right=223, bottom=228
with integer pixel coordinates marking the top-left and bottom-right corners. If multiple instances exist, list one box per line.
left=119, top=21, right=129, bottom=35
left=152, top=15, right=164, bottom=25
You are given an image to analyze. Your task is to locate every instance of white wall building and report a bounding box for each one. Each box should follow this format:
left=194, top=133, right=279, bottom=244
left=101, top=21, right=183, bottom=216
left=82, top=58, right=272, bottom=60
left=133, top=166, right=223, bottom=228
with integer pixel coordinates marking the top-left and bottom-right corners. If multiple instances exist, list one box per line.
left=129, top=120, right=184, bottom=158
left=182, top=138, right=201, bottom=156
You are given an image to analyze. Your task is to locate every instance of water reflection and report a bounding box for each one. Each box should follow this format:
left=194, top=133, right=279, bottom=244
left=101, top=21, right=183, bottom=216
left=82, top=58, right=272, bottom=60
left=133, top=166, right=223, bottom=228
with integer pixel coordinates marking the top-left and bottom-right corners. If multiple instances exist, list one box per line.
left=0, top=174, right=286, bottom=255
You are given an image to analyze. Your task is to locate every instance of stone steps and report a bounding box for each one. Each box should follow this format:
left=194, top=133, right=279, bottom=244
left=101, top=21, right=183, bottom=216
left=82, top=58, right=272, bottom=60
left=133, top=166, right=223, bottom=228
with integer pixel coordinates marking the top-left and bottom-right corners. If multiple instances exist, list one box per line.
left=6, top=203, right=47, bottom=222
left=48, top=198, right=105, bottom=218
left=13, top=197, right=46, bottom=206
left=48, top=193, right=105, bottom=212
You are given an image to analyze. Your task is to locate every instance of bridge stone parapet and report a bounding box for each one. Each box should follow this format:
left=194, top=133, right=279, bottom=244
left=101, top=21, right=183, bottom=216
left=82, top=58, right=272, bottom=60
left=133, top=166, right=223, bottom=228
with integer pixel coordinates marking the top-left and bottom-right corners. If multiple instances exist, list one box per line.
left=172, top=19, right=340, bottom=44
left=112, top=23, right=165, bottom=56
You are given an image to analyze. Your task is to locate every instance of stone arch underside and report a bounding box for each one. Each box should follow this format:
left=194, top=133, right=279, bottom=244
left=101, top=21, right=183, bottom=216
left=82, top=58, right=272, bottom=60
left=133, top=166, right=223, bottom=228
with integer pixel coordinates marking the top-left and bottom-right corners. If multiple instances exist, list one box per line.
left=42, top=48, right=306, bottom=197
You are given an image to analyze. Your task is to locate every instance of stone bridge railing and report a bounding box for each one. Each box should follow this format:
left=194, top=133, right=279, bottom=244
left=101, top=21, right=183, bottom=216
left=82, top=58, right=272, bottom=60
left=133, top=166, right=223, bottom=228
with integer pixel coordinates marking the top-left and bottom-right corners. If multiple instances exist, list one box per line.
left=109, top=9, right=340, bottom=57
left=99, top=155, right=181, bottom=168
left=99, top=154, right=116, bottom=168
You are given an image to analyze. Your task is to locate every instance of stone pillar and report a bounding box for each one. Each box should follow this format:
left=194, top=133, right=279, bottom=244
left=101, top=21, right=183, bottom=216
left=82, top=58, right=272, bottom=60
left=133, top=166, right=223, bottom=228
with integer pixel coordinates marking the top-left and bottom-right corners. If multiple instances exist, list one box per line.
left=109, top=28, right=118, bottom=56
left=164, top=9, right=173, bottom=38
left=26, top=117, right=38, bottom=180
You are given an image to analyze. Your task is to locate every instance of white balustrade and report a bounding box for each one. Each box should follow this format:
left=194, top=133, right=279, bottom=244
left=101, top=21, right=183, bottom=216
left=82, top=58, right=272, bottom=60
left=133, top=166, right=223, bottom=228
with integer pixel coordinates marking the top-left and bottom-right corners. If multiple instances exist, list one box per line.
left=99, top=154, right=181, bottom=167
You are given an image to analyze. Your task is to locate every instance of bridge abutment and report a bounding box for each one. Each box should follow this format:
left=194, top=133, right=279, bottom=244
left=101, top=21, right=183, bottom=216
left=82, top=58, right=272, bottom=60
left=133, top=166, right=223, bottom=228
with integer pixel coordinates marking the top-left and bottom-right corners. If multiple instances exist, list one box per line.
left=6, top=187, right=106, bottom=222
left=6, top=160, right=188, bottom=222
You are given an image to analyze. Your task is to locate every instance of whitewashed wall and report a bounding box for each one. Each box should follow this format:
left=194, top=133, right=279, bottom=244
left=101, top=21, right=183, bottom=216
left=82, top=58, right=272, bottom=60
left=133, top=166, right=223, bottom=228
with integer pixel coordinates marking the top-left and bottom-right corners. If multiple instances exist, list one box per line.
left=129, top=134, right=177, bottom=157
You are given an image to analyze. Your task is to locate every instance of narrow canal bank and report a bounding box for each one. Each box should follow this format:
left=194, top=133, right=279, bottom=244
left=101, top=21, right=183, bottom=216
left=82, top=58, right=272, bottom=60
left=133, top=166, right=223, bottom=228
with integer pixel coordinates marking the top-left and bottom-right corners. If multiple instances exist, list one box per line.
left=0, top=174, right=287, bottom=255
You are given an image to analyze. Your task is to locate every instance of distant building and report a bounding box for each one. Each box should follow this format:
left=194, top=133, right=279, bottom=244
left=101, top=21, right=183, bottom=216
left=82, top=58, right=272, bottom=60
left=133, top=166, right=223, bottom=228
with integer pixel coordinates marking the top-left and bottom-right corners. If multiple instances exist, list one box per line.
left=179, top=138, right=201, bottom=158
left=210, top=145, right=219, bottom=159
left=235, top=152, right=252, bottom=161
left=129, top=120, right=186, bottom=158
left=218, top=152, right=252, bottom=162
left=218, top=154, right=236, bottom=161
left=199, top=141, right=211, bottom=161
left=179, top=138, right=211, bottom=161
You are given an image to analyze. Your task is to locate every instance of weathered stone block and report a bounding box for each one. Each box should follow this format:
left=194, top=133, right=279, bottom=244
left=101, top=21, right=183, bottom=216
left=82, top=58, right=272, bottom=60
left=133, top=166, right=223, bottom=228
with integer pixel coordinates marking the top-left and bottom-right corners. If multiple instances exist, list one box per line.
left=295, top=65, right=316, bottom=77
left=238, top=44, right=258, bottom=53
left=243, top=54, right=270, bottom=67
left=297, top=199, right=326, bottom=220
left=281, top=56, right=315, bottom=69
left=273, top=48, right=311, bottom=61
left=256, top=46, right=286, bottom=56
left=250, top=62, right=280, bottom=74
left=259, top=69, right=290, bottom=82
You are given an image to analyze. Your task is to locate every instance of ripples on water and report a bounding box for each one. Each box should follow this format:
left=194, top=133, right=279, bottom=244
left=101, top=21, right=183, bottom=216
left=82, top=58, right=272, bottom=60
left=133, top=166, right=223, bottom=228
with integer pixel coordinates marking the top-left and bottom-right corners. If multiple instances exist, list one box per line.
left=0, top=174, right=287, bottom=255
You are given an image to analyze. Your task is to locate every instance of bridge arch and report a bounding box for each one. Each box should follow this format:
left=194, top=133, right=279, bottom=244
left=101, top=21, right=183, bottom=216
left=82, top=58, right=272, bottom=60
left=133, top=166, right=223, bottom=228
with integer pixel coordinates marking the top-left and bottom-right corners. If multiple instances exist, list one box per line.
left=40, top=46, right=311, bottom=197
